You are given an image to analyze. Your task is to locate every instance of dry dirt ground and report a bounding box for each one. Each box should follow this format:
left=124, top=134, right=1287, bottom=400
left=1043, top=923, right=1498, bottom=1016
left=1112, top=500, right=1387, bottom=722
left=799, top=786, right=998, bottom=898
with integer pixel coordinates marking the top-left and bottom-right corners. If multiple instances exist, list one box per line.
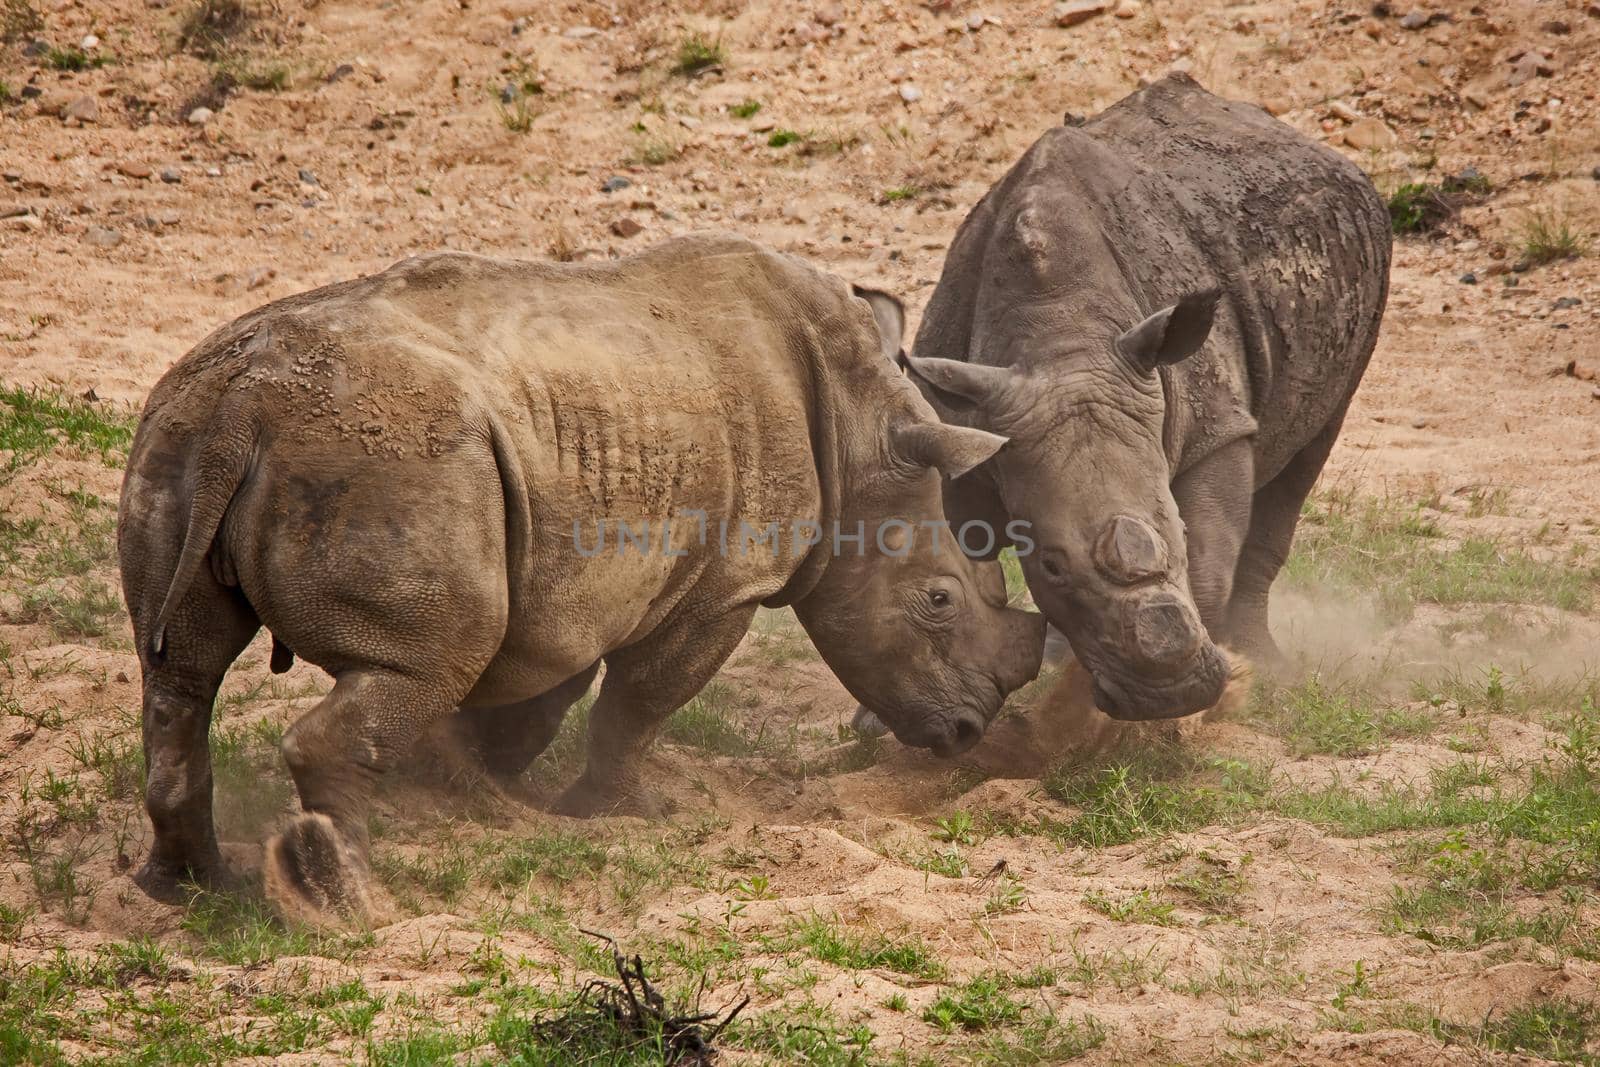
left=3, top=0, right=1600, bottom=1063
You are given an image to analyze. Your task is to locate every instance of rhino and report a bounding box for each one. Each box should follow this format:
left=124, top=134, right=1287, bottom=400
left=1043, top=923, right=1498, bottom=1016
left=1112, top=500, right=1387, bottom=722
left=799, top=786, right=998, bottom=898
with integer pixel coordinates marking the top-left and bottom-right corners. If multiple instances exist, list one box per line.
left=862, top=73, right=1391, bottom=721
left=118, top=234, right=1045, bottom=924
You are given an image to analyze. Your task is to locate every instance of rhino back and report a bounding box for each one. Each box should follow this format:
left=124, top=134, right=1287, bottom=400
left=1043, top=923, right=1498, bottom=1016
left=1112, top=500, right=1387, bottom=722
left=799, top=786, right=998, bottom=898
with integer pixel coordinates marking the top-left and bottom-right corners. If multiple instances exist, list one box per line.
left=1079, top=74, right=1391, bottom=480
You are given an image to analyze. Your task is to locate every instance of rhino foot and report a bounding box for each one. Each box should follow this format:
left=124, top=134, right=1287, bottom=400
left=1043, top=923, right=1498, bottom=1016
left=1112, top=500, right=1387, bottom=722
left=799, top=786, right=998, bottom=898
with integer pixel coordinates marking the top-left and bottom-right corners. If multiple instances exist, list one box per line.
left=134, top=852, right=233, bottom=904
left=263, top=813, right=371, bottom=930
left=551, top=775, right=670, bottom=819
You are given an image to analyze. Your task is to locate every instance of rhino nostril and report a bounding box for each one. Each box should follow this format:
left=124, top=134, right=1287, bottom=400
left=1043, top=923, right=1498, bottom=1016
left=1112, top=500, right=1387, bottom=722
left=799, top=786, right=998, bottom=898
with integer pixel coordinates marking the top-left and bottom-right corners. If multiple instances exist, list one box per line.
left=1094, top=515, right=1167, bottom=584
left=954, top=716, right=981, bottom=746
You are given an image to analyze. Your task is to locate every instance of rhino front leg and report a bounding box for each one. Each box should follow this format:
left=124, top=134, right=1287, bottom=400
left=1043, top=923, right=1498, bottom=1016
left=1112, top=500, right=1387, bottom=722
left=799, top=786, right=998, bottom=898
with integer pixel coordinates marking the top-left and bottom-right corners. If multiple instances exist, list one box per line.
left=1170, top=437, right=1254, bottom=636
left=1225, top=408, right=1348, bottom=664
left=266, top=669, right=466, bottom=927
left=553, top=607, right=756, bottom=818
left=455, top=662, right=601, bottom=784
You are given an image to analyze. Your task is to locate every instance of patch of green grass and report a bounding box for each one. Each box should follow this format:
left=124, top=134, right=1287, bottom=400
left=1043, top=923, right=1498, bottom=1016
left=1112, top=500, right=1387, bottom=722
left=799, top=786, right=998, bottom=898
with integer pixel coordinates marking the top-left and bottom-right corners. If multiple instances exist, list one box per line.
left=932, top=810, right=977, bottom=845
left=730, top=99, right=760, bottom=118
left=1285, top=490, right=1597, bottom=620
left=178, top=0, right=250, bottom=59
left=10, top=577, right=122, bottom=639
left=1251, top=676, right=1433, bottom=757
left=0, top=386, right=136, bottom=479
left=217, top=55, right=290, bottom=90
left=912, top=846, right=970, bottom=878
left=498, top=91, right=539, bottom=133
left=781, top=915, right=946, bottom=979
left=672, top=32, right=725, bottom=75
left=970, top=1014, right=1108, bottom=1064
left=1473, top=997, right=1597, bottom=1062
left=1082, top=888, right=1177, bottom=926
left=727, top=1001, right=875, bottom=1065
left=767, top=128, right=802, bottom=148
left=490, top=829, right=609, bottom=888
left=1165, top=855, right=1251, bottom=915
left=43, top=45, right=107, bottom=71
left=923, top=975, right=1023, bottom=1033
left=1035, top=746, right=1270, bottom=848
left=662, top=681, right=756, bottom=756
left=1387, top=176, right=1484, bottom=235
left=882, top=185, right=919, bottom=202
left=1518, top=204, right=1590, bottom=267
left=181, top=887, right=369, bottom=966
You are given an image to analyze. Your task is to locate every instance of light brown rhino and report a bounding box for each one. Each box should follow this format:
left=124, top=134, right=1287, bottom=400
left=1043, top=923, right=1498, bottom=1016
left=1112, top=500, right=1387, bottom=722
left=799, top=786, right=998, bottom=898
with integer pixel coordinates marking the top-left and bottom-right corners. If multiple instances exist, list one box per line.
left=118, top=234, right=1045, bottom=925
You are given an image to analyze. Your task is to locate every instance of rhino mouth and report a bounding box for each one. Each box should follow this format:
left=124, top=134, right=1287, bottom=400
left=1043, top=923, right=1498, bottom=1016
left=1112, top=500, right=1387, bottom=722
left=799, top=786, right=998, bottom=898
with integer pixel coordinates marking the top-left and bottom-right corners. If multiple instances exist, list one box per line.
left=1088, top=644, right=1228, bottom=721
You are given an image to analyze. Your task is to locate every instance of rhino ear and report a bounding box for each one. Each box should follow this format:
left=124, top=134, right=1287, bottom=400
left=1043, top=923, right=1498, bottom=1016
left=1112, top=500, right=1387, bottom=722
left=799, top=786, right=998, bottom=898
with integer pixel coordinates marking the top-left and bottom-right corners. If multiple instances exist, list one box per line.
left=1116, top=288, right=1220, bottom=372
left=891, top=422, right=1009, bottom=479
left=852, top=285, right=907, bottom=366
left=902, top=354, right=1012, bottom=407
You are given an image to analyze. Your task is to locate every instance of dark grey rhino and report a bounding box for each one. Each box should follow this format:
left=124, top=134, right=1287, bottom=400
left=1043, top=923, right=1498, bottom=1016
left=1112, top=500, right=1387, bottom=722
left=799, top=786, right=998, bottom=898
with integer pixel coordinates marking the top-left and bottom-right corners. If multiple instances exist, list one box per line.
left=866, top=73, right=1391, bottom=721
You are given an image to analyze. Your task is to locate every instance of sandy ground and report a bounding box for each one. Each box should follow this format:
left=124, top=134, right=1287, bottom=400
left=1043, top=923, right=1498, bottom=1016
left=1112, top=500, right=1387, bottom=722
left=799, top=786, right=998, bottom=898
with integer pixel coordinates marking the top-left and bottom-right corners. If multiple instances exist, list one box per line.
left=3, top=0, right=1600, bottom=1063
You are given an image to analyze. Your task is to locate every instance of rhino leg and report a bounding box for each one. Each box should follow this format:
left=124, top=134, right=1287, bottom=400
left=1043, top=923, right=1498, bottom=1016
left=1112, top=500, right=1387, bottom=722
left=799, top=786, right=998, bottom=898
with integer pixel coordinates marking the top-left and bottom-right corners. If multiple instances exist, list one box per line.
left=553, top=608, right=754, bottom=818
left=1225, top=408, right=1348, bottom=664
left=1170, top=437, right=1254, bottom=636
left=267, top=668, right=473, bottom=927
left=456, top=662, right=600, bottom=783
left=135, top=591, right=259, bottom=902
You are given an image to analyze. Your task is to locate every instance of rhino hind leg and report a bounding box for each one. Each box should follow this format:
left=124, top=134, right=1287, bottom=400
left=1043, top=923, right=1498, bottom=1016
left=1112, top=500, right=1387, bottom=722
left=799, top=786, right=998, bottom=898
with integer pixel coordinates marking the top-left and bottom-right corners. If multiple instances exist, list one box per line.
left=456, top=662, right=601, bottom=783
left=1224, top=409, right=1349, bottom=664
left=269, top=667, right=477, bottom=927
left=553, top=608, right=755, bottom=819
left=135, top=590, right=259, bottom=902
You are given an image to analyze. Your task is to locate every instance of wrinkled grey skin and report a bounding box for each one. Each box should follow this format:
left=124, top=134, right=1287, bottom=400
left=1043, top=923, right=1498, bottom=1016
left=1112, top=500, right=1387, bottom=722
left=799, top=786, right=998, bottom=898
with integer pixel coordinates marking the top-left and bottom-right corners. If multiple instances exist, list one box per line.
left=118, top=234, right=1044, bottom=924
left=880, top=74, right=1391, bottom=721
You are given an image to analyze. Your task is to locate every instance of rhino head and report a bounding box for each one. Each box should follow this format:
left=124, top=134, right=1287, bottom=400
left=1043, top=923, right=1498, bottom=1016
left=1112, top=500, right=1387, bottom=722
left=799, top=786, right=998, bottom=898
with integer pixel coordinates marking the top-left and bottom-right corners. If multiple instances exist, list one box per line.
left=877, top=289, right=1231, bottom=722
left=789, top=289, right=1046, bottom=757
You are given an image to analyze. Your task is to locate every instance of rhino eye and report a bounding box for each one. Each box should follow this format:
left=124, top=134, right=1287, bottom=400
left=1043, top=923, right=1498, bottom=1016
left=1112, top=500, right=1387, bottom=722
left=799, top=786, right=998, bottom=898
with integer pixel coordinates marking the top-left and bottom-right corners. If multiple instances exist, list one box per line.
left=929, top=589, right=952, bottom=609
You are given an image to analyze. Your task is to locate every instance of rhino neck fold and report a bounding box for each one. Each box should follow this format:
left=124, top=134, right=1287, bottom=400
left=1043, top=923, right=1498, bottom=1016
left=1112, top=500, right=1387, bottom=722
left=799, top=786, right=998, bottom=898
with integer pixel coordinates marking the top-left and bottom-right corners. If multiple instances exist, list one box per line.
left=760, top=326, right=844, bottom=610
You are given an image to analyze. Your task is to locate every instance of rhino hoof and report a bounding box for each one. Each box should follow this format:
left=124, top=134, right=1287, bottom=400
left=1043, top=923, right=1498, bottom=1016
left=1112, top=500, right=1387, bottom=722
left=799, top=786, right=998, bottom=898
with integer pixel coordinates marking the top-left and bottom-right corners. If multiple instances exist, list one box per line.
left=134, top=847, right=235, bottom=903
left=552, top=778, right=669, bottom=819
left=263, top=813, right=371, bottom=930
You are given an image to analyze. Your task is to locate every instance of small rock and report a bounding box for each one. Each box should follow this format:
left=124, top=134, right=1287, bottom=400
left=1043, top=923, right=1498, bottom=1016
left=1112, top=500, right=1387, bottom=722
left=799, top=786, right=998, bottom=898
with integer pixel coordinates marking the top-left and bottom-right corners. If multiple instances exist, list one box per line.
left=499, top=84, right=516, bottom=103
left=1553, top=297, right=1581, bottom=310
left=158, top=209, right=181, bottom=226
left=967, top=13, right=985, bottom=30
left=4, top=214, right=42, bottom=232
left=1342, top=117, right=1397, bottom=150
left=611, top=217, right=644, bottom=238
left=563, top=25, right=600, bottom=38
left=897, top=83, right=923, bottom=104
left=63, top=95, right=100, bottom=124
left=1398, top=9, right=1428, bottom=29
left=160, top=167, right=182, bottom=183
left=80, top=33, right=99, bottom=49
left=116, top=670, right=129, bottom=683
left=83, top=225, right=123, bottom=249
left=298, top=168, right=319, bottom=186
left=601, top=175, right=632, bottom=193
left=1052, top=0, right=1109, bottom=27
left=1541, top=19, right=1571, bottom=34
left=246, top=266, right=276, bottom=290
left=1114, top=0, right=1138, bottom=16
left=1459, top=272, right=1477, bottom=284
left=1591, top=164, right=1600, bottom=181
left=1455, top=239, right=1480, bottom=253
left=1410, top=416, right=1427, bottom=429
left=1507, top=52, right=1553, bottom=88
left=326, top=63, right=355, bottom=83
left=117, top=162, right=152, bottom=180
left=1328, top=100, right=1362, bottom=123
left=187, top=106, right=215, bottom=125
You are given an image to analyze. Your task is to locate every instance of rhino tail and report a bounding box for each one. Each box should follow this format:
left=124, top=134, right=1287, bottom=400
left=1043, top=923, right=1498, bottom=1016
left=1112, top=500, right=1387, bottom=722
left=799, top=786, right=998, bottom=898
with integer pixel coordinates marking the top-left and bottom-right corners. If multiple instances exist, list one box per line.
left=148, top=405, right=259, bottom=659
